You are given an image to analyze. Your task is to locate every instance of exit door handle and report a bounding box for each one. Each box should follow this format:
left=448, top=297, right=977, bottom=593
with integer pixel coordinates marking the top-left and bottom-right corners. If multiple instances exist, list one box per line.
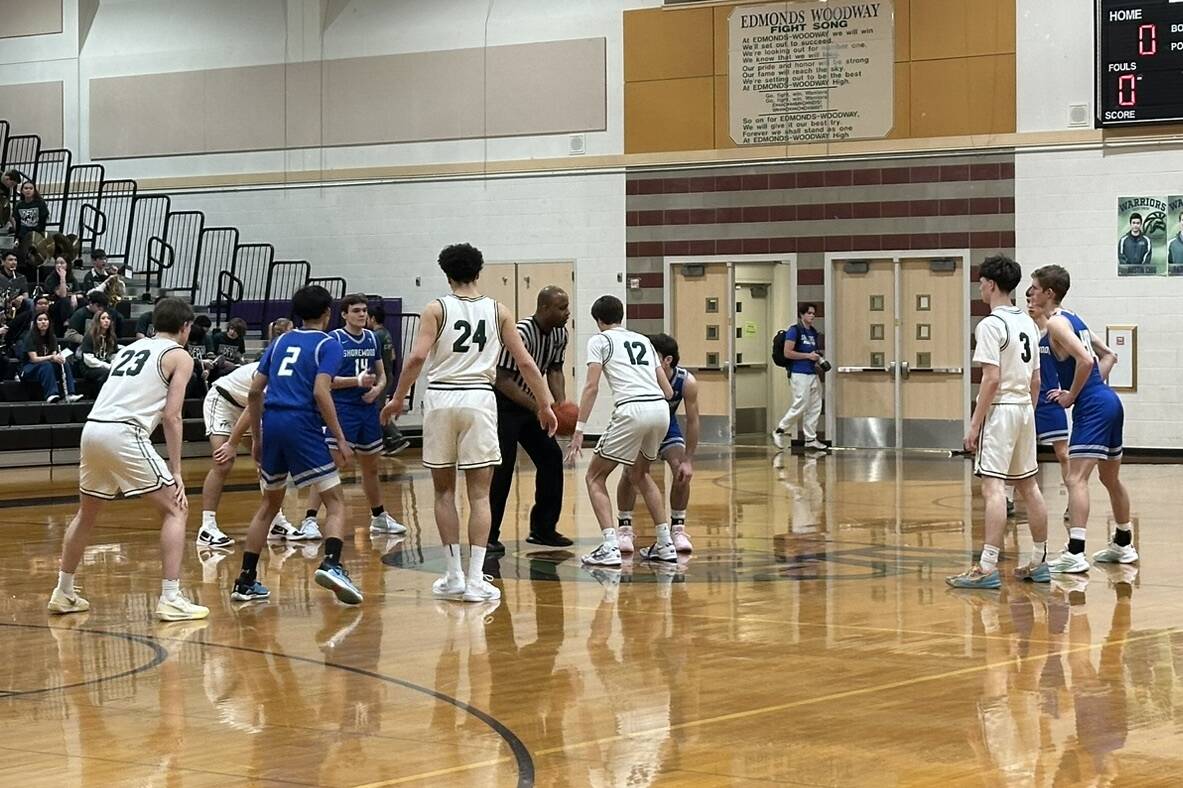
left=837, top=365, right=891, bottom=373
left=900, top=360, right=909, bottom=379
left=908, top=366, right=964, bottom=374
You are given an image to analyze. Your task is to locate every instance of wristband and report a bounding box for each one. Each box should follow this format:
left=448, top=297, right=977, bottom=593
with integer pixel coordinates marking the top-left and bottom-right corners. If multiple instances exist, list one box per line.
left=575, top=421, right=586, bottom=432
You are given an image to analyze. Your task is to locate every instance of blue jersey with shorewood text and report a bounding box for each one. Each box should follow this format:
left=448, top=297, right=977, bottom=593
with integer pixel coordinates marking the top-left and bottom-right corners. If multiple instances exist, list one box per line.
left=1051, top=309, right=1104, bottom=401
left=668, top=366, right=688, bottom=416
left=258, top=329, right=343, bottom=411
left=1038, top=333, right=1059, bottom=395
left=330, top=327, right=379, bottom=408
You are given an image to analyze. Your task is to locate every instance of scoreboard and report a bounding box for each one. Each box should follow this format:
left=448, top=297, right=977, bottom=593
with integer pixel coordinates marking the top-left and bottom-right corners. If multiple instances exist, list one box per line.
left=1096, top=0, right=1183, bottom=126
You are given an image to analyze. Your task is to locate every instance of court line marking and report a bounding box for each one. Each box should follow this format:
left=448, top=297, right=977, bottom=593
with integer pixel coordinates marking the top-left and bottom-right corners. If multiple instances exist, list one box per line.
left=0, top=622, right=167, bottom=696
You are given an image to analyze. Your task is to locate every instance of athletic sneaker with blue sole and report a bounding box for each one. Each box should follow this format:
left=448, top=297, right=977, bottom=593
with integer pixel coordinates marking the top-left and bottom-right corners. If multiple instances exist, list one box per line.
left=945, top=566, right=1002, bottom=589
left=315, top=562, right=364, bottom=605
left=231, top=578, right=271, bottom=602
left=1013, top=562, right=1051, bottom=583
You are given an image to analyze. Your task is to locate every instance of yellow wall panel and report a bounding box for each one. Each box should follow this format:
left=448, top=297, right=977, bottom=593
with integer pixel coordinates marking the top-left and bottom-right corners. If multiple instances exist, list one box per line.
left=713, top=74, right=737, bottom=149
left=623, top=7, right=714, bottom=83
left=713, top=5, right=731, bottom=76
left=625, top=77, right=716, bottom=153
left=888, top=62, right=911, bottom=139
left=911, top=0, right=1012, bottom=61
left=910, top=54, right=1014, bottom=137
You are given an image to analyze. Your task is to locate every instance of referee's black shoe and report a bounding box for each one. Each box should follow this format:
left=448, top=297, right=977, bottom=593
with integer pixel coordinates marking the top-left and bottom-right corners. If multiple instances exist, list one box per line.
left=527, top=531, right=574, bottom=548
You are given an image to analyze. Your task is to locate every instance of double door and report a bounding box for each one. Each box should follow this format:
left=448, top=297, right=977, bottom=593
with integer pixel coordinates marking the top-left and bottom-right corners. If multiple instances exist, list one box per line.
left=482, top=261, right=577, bottom=400
left=828, top=256, right=968, bottom=450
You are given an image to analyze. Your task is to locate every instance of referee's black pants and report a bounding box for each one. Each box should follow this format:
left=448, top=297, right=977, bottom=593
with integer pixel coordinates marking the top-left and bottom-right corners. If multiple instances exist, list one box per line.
left=489, top=394, right=563, bottom=543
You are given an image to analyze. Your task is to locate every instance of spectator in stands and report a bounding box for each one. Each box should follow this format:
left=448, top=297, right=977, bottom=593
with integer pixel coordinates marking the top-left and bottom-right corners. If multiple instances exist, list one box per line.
left=1, top=250, right=29, bottom=315
left=65, top=291, right=121, bottom=349
left=186, top=315, right=213, bottom=396
left=43, top=256, right=84, bottom=333
left=20, top=311, right=81, bottom=402
left=78, top=309, right=119, bottom=384
left=0, top=170, right=19, bottom=202
left=206, top=317, right=247, bottom=363
left=136, top=295, right=163, bottom=339
left=81, top=249, right=113, bottom=293
left=13, top=181, right=48, bottom=250
left=6, top=293, right=49, bottom=348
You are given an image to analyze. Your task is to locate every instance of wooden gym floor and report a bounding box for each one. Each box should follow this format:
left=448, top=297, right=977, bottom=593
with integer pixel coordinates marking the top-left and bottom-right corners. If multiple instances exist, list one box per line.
left=1, top=446, right=1182, bottom=786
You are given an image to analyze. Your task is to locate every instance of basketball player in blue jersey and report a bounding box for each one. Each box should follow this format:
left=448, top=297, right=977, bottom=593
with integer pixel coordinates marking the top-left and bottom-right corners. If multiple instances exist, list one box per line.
left=225, top=285, right=363, bottom=605
left=616, top=333, right=699, bottom=554
left=1028, top=295, right=1070, bottom=514
left=382, top=243, right=556, bottom=602
left=303, top=294, right=406, bottom=538
left=1027, top=265, right=1135, bottom=575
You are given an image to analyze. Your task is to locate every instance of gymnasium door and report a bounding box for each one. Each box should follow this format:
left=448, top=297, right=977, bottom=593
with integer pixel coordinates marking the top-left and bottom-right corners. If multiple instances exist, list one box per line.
left=483, top=261, right=577, bottom=400
left=829, top=256, right=968, bottom=449
left=669, top=263, right=732, bottom=443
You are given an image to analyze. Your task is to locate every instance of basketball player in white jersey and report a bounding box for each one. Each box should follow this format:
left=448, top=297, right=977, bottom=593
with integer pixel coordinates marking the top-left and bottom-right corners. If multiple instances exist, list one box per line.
left=381, top=243, right=556, bottom=602
left=48, top=297, right=209, bottom=621
left=198, top=318, right=301, bottom=549
left=948, top=255, right=1050, bottom=590
left=566, top=295, right=675, bottom=566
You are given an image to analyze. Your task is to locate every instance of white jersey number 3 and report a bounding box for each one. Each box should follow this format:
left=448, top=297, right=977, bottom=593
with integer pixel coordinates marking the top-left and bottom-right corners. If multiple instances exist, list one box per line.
left=277, top=347, right=301, bottom=377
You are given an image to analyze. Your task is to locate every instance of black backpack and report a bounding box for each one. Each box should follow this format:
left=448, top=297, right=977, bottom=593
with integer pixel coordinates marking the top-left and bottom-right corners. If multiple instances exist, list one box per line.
left=771, top=329, right=790, bottom=368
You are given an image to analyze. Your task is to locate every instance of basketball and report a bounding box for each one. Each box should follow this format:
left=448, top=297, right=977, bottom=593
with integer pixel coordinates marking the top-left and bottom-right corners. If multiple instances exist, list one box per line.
left=554, top=401, right=579, bottom=436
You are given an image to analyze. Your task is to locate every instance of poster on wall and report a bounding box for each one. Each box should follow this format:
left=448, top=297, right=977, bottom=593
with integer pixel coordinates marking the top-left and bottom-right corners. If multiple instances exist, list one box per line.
left=728, top=0, right=894, bottom=146
left=1169, top=196, right=1183, bottom=276
left=1116, top=196, right=1168, bottom=276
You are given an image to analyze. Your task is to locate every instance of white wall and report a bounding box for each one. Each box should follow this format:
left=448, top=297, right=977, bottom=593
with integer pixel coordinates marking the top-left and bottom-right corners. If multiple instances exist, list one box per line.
left=0, top=0, right=656, bottom=180
left=1016, top=0, right=1093, bottom=132
left=180, top=172, right=627, bottom=426
left=1015, top=148, right=1183, bottom=449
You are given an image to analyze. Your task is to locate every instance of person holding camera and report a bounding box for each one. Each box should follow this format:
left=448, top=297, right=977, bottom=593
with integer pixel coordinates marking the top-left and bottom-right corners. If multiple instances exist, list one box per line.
left=772, top=303, right=828, bottom=451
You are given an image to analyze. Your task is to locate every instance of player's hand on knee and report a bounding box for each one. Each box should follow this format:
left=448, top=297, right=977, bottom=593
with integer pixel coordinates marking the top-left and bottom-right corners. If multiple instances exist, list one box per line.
left=677, top=461, right=694, bottom=483
left=212, top=442, right=236, bottom=465
left=172, top=479, right=188, bottom=510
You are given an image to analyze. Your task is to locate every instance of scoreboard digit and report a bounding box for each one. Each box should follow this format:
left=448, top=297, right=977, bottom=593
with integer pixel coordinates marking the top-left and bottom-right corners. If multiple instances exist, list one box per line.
left=1096, top=0, right=1183, bottom=126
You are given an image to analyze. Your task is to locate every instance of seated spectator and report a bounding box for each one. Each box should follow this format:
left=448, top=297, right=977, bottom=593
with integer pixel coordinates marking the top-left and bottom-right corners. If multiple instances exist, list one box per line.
left=43, top=256, right=84, bottom=333
left=206, top=317, right=247, bottom=363
left=19, top=311, right=81, bottom=402
left=78, top=309, right=119, bottom=384
left=1, top=250, right=30, bottom=315
left=13, top=181, right=48, bottom=253
left=0, top=170, right=19, bottom=202
left=136, top=296, right=164, bottom=339
left=65, top=291, right=122, bottom=348
left=6, top=293, right=50, bottom=348
left=185, top=315, right=214, bottom=396
left=81, top=249, right=113, bottom=293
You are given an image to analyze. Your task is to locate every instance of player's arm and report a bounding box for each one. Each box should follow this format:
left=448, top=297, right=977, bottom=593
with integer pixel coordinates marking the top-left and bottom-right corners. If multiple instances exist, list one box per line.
left=965, top=320, right=1001, bottom=452
left=315, top=372, right=350, bottom=463
left=161, top=349, right=194, bottom=507
left=499, top=303, right=555, bottom=434
left=1046, top=315, right=1094, bottom=406
left=1088, top=333, right=1118, bottom=382
left=655, top=364, right=674, bottom=400
left=362, top=357, right=386, bottom=404
left=567, top=361, right=602, bottom=462
left=382, top=301, right=440, bottom=423
left=683, top=373, right=700, bottom=459
left=495, top=367, right=538, bottom=412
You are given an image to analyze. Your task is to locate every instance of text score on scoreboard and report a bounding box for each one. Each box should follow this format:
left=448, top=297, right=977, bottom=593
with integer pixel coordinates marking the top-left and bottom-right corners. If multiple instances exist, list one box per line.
left=1096, top=0, right=1183, bottom=126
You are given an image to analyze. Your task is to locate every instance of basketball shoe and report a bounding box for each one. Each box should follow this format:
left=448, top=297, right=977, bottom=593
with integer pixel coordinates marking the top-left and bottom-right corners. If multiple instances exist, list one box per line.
left=231, top=576, right=270, bottom=602
left=1092, top=542, right=1138, bottom=564
left=616, top=526, right=634, bottom=553
left=1013, top=561, right=1051, bottom=583
left=945, top=565, right=1001, bottom=589
left=156, top=593, right=210, bottom=621
left=463, top=575, right=502, bottom=602
left=196, top=522, right=234, bottom=549
left=639, top=541, right=677, bottom=563
left=48, top=588, right=90, bottom=614
left=582, top=542, right=623, bottom=566
left=1048, top=551, right=1090, bottom=574
left=314, top=562, right=363, bottom=605
left=672, top=525, right=693, bottom=553
left=432, top=572, right=466, bottom=600
left=369, top=512, right=407, bottom=535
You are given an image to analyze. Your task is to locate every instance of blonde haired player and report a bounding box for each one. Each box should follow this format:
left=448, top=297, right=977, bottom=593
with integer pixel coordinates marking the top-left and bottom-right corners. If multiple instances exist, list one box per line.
left=48, top=297, right=209, bottom=621
left=382, top=243, right=556, bottom=602
left=566, top=295, right=675, bottom=566
left=948, top=255, right=1050, bottom=589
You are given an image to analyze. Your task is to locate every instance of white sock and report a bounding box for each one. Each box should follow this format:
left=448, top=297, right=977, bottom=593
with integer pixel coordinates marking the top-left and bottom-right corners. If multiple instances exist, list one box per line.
left=1069, top=527, right=1087, bottom=542
left=617, top=511, right=633, bottom=529
left=202, top=510, right=216, bottom=526
left=56, top=571, right=75, bottom=596
left=979, top=544, right=1000, bottom=572
left=655, top=522, right=672, bottom=546
left=161, top=578, right=180, bottom=602
left=468, top=545, right=488, bottom=582
left=602, top=527, right=618, bottom=548
left=1031, top=541, right=1047, bottom=563
left=444, top=544, right=463, bottom=577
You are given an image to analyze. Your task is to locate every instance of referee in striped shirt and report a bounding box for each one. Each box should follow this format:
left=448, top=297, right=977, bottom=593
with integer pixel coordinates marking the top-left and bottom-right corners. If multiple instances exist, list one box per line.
left=488, top=286, right=573, bottom=553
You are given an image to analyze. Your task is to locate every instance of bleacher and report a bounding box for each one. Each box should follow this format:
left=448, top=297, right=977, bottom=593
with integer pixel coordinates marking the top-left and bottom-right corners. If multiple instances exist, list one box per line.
left=0, top=117, right=423, bottom=465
